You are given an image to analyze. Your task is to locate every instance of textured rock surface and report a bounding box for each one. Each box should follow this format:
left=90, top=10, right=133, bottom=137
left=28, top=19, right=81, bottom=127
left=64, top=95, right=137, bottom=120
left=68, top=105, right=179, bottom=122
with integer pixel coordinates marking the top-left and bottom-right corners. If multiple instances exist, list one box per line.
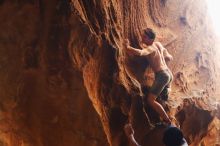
left=0, top=1, right=107, bottom=146
left=0, top=0, right=220, bottom=146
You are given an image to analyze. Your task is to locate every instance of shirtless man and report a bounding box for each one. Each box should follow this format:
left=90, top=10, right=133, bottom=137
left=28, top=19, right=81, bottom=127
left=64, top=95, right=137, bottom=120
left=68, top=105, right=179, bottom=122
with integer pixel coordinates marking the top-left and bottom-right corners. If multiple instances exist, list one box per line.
left=124, top=28, right=173, bottom=146
left=125, top=28, right=173, bottom=124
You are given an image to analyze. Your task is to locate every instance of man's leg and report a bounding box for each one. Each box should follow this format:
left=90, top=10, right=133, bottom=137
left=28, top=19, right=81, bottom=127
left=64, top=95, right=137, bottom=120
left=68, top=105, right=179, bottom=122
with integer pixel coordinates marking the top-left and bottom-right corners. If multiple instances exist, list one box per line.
left=147, top=93, right=171, bottom=123
left=146, top=70, right=171, bottom=123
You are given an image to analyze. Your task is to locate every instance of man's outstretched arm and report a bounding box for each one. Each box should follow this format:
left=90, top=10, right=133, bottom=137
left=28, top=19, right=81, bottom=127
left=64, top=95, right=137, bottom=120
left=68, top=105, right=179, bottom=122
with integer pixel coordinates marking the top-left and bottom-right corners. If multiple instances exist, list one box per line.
left=155, top=42, right=173, bottom=61
left=163, top=48, right=173, bottom=61
left=124, top=39, right=153, bottom=56
left=126, top=45, right=142, bottom=56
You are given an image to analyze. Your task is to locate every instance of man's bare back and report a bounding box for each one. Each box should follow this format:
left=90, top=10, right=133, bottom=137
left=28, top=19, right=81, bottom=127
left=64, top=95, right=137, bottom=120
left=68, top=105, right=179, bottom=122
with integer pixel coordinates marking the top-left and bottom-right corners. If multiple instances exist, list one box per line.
left=141, top=42, right=172, bottom=73
left=125, top=41, right=172, bottom=86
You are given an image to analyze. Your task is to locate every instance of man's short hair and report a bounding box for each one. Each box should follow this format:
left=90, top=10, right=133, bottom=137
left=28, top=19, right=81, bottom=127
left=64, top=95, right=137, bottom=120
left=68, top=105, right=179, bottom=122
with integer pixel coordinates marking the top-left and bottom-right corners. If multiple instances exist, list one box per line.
left=163, top=126, right=188, bottom=146
left=143, top=28, right=156, bottom=40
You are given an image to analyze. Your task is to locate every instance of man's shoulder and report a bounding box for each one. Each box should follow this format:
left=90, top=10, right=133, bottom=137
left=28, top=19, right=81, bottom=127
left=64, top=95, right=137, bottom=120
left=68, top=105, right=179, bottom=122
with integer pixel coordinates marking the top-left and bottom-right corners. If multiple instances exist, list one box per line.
left=154, top=41, right=163, bottom=47
left=140, top=44, right=156, bottom=55
left=154, top=42, right=166, bottom=51
left=154, top=41, right=161, bottom=44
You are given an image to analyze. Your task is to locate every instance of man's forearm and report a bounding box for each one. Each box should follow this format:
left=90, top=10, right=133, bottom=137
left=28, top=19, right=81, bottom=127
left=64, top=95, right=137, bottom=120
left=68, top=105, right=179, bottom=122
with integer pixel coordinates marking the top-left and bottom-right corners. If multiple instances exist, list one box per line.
left=127, top=46, right=142, bottom=56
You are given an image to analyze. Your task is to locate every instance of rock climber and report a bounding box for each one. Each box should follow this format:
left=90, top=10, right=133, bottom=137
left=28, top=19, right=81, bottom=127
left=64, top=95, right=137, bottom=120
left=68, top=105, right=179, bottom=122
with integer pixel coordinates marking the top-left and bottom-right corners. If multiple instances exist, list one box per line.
left=125, top=28, right=173, bottom=124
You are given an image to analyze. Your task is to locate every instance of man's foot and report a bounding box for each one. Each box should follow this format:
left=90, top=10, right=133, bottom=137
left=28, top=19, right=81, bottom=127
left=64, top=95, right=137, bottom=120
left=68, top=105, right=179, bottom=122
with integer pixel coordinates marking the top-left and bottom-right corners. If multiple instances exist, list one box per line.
left=169, top=116, right=180, bottom=127
left=164, top=118, right=171, bottom=125
left=158, top=116, right=171, bottom=125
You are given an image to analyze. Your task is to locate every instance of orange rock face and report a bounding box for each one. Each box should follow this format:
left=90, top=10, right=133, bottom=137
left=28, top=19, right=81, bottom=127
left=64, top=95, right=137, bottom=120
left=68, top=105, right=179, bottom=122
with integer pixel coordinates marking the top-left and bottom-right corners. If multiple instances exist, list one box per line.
left=0, top=0, right=220, bottom=146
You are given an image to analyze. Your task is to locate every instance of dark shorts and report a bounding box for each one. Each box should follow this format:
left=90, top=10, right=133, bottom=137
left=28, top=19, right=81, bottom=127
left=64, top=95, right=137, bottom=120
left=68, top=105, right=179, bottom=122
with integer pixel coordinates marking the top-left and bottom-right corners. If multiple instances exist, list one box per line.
left=149, top=69, right=173, bottom=96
